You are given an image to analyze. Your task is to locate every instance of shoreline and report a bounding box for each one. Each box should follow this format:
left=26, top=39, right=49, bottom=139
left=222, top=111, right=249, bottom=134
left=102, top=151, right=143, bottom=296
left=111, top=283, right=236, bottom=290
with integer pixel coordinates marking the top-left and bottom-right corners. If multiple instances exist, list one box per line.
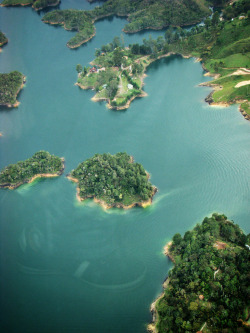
left=148, top=241, right=175, bottom=333
left=0, top=75, right=26, bottom=108
left=67, top=174, right=157, bottom=209
left=0, top=158, right=65, bottom=190
left=76, top=51, right=190, bottom=110
left=199, top=64, right=250, bottom=121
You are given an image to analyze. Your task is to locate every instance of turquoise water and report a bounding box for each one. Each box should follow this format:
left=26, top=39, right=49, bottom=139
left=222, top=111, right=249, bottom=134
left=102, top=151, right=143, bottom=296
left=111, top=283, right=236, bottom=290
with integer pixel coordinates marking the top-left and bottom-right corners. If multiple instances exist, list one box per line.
left=0, top=2, right=250, bottom=332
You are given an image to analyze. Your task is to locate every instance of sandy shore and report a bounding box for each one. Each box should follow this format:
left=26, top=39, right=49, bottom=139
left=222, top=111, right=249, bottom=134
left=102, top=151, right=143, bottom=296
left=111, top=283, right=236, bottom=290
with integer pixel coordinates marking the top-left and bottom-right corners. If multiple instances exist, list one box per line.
left=0, top=158, right=65, bottom=190
left=0, top=75, right=26, bottom=108
left=67, top=173, right=157, bottom=209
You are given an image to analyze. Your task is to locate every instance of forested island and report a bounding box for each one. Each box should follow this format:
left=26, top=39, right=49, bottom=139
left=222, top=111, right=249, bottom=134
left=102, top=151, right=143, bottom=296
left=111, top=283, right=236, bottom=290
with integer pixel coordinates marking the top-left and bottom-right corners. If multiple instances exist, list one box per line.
left=0, top=31, right=8, bottom=49
left=148, top=213, right=250, bottom=333
left=1, top=0, right=60, bottom=10
left=42, top=0, right=211, bottom=48
left=0, top=151, right=64, bottom=189
left=67, top=152, right=157, bottom=209
left=76, top=1, right=250, bottom=115
left=0, top=71, right=25, bottom=107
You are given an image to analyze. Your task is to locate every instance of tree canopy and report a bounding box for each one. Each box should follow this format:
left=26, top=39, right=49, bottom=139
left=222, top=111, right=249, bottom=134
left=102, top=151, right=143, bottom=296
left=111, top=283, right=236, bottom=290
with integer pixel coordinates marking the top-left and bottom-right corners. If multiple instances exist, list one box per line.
left=69, top=152, right=156, bottom=207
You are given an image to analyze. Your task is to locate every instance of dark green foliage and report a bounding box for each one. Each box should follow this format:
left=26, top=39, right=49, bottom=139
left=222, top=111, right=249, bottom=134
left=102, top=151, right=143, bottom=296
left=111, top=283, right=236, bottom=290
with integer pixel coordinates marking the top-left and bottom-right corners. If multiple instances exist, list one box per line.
left=1, top=0, right=59, bottom=10
left=0, top=71, right=24, bottom=106
left=156, top=214, right=250, bottom=332
left=93, top=0, right=210, bottom=32
left=76, top=64, right=83, bottom=73
left=70, top=152, right=155, bottom=206
left=0, top=151, right=64, bottom=188
left=42, top=9, right=95, bottom=48
left=0, top=31, right=8, bottom=47
left=42, top=0, right=211, bottom=48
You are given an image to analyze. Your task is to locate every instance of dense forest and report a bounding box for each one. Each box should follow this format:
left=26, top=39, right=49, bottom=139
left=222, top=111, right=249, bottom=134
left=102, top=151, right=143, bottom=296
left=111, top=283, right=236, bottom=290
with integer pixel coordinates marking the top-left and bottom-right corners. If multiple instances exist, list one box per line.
left=1, top=0, right=60, bottom=10
left=0, top=151, right=64, bottom=189
left=42, top=9, right=95, bottom=48
left=68, top=152, right=156, bottom=207
left=42, top=0, right=211, bottom=48
left=0, top=71, right=25, bottom=106
left=0, top=31, right=8, bottom=47
left=150, top=213, right=250, bottom=333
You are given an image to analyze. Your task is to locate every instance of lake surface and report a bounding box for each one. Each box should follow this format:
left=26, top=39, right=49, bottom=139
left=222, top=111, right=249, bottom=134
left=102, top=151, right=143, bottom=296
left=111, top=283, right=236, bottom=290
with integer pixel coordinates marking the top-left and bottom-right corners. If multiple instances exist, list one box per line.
left=0, top=2, right=250, bottom=332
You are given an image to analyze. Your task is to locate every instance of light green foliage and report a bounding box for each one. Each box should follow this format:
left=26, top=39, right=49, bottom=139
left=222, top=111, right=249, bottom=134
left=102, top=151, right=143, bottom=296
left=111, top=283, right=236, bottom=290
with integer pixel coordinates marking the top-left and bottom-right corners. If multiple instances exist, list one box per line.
left=0, top=71, right=24, bottom=106
left=156, top=214, right=250, bottom=332
left=0, top=151, right=64, bottom=188
left=70, top=152, right=155, bottom=206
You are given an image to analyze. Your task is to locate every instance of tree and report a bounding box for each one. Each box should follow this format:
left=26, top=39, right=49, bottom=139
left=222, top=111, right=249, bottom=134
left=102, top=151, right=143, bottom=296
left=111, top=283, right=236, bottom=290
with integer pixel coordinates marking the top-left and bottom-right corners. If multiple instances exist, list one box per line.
left=113, top=47, right=123, bottom=67
left=76, top=64, right=83, bottom=73
left=173, top=233, right=182, bottom=246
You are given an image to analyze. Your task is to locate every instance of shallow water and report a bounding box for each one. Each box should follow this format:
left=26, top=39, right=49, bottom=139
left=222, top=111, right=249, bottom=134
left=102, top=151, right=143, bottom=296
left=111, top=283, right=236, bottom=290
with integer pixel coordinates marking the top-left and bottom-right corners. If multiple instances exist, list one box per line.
left=0, top=2, right=250, bottom=332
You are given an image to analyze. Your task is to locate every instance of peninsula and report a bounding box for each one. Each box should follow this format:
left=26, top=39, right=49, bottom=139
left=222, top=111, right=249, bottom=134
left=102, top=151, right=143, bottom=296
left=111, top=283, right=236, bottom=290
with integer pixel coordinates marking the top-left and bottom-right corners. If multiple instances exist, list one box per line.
left=1, top=0, right=60, bottom=11
left=76, top=1, right=250, bottom=113
left=165, top=1, right=250, bottom=118
left=42, top=0, right=211, bottom=48
left=149, top=213, right=250, bottom=333
left=0, top=71, right=25, bottom=107
left=0, top=151, right=64, bottom=189
left=0, top=31, right=8, bottom=49
left=67, top=152, right=157, bottom=209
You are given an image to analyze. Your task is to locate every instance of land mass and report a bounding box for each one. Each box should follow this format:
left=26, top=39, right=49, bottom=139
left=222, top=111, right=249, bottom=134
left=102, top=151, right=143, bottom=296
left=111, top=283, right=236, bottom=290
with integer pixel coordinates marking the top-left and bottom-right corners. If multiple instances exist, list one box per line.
left=1, top=0, right=60, bottom=11
left=0, top=150, right=64, bottom=189
left=166, top=1, right=250, bottom=118
left=67, top=152, right=157, bottom=209
left=0, top=31, right=8, bottom=50
left=149, top=213, right=250, bottom=333
left=76, top=2, right=250, bottom=115
left=42, top=0, right=211, bottom=48
left=0, top=71, right=25, bottom=107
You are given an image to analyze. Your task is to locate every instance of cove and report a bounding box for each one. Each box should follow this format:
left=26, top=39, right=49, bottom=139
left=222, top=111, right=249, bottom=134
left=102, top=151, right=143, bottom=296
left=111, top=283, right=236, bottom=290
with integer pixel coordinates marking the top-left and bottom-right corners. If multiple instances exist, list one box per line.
left=0, top=2, right=250, bottom=333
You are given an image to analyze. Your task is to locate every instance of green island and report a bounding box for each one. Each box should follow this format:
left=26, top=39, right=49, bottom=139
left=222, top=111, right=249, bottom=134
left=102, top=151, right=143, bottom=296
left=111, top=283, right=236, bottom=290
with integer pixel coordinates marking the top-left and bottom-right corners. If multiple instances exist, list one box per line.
left=0, top=151, right=64, bottom=189
left=0, top=31, right=8, bottom=49
left=1, top=0, right=60, bottom=11
left=42, top=0, right=211, bottom=48
left=76, top=1, right=250, bottom=115
left=67, top=152, right=157, bottom=209
left=148, top=213, right=250, bottom=333
left=0, top=71, right=25, bottom=107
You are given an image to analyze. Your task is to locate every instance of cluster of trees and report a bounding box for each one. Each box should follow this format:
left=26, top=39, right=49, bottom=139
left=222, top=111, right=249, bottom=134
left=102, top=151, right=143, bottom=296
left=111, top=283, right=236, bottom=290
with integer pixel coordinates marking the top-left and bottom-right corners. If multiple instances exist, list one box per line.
left=0, top=71, right=24, bottom=106
left=70, top=152, right=154, bottom=205
left=0, top=31, right=8, bottom=47
left=91, top=0, right=210, bottom=33
left=41, top=0, right=213, bottom=48
left=223, top=0, right=250, bottom=20
left=155, top=213, right=250, bottom=332
left=1, top=0, right=59, bottom=10
left=42, top=9, right=95, bottom=48
left=0, top=151, right=64, bottom=188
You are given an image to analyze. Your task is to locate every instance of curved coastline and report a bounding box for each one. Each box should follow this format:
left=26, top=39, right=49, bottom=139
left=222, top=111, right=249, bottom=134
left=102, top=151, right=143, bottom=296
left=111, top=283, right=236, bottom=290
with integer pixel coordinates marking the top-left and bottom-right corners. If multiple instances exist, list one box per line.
left=0, top=158, right=65, bottom=190
left=67, top=174, right=157, bottom=209
left=0, top=75, right=26, bottom=108
left=148, top=241, right=174, bottom=333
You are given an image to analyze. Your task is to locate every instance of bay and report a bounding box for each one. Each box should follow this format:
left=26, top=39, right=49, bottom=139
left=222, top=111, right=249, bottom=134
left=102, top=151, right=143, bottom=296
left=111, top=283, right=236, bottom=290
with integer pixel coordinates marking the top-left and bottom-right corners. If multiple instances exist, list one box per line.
left=0, top=2, right=250, bottom=332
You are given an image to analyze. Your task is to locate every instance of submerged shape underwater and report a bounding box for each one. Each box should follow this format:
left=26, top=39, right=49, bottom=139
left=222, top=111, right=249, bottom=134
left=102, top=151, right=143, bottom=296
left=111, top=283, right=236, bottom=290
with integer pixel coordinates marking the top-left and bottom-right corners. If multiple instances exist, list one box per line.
left=0, top=1, right=250, bottom=332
